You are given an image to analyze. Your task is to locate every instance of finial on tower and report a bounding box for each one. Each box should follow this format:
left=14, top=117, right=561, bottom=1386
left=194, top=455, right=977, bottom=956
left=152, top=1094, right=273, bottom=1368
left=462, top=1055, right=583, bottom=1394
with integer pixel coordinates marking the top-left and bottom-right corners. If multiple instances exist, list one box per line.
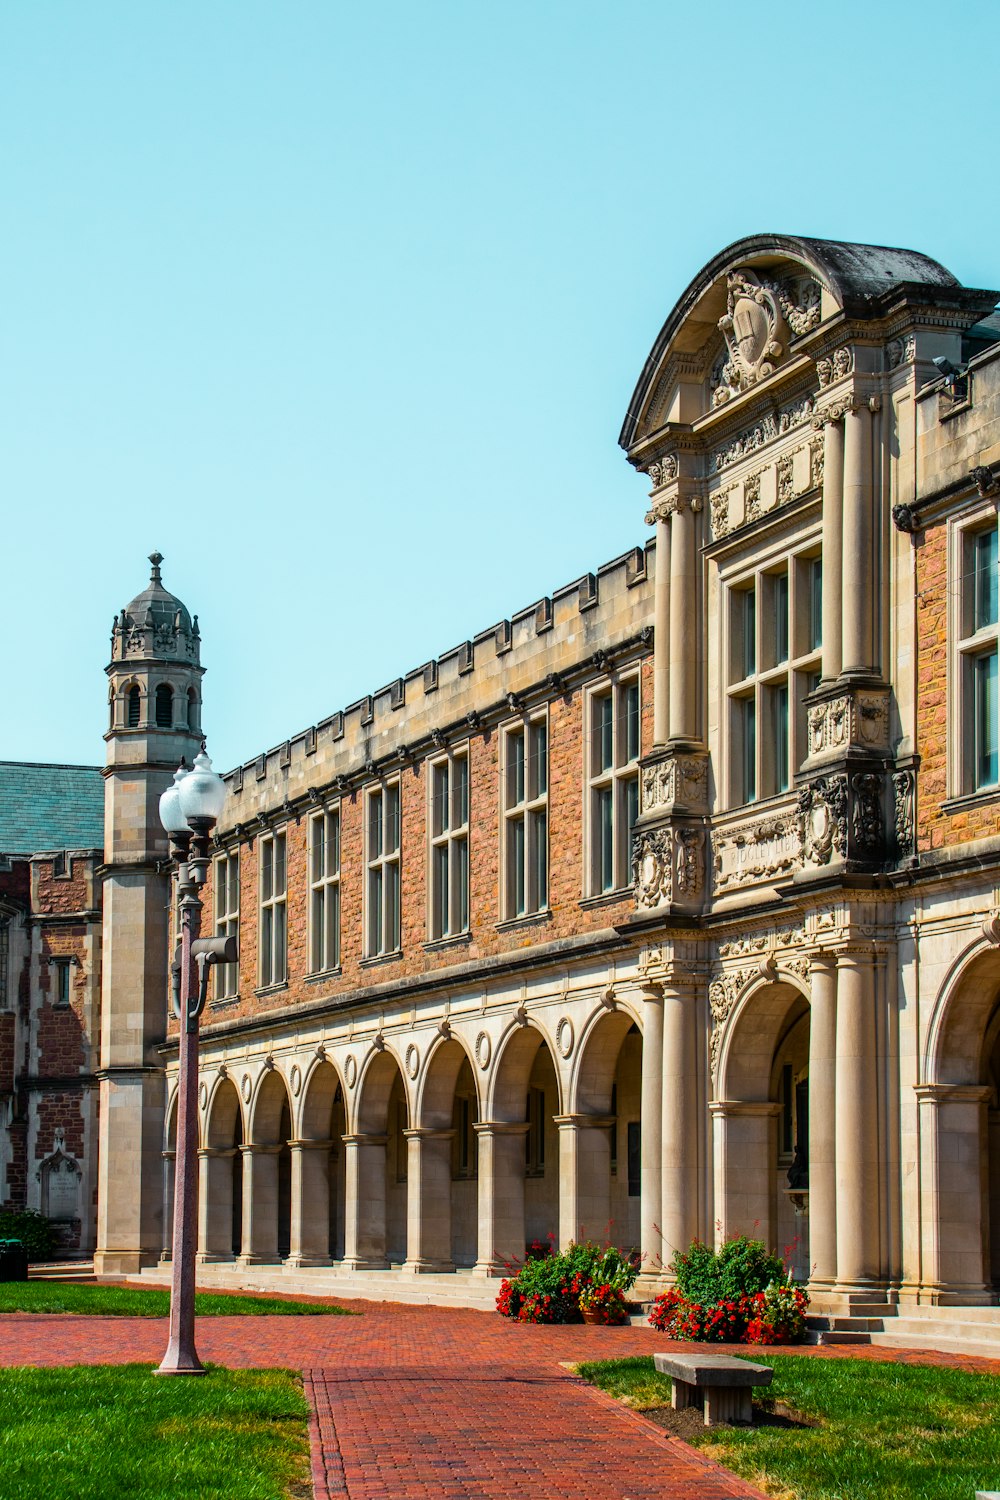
left=148, top=552, right=163, bottom=584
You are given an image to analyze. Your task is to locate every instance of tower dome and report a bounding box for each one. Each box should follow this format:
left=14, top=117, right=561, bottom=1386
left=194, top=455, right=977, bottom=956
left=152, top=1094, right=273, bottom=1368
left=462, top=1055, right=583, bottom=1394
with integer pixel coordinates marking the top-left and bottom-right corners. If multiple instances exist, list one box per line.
left=111, top=553, right=200, bottom=665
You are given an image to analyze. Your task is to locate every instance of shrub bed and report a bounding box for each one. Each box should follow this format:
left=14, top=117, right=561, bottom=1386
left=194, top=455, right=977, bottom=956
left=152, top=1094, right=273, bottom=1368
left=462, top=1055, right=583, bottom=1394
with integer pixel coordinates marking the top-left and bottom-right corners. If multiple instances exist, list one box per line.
left=648, top=1235, right=809, bottom=1344
left=496, top=1240, right=639, bottom=1325
left=0, top=1210, right=58, bottom=1262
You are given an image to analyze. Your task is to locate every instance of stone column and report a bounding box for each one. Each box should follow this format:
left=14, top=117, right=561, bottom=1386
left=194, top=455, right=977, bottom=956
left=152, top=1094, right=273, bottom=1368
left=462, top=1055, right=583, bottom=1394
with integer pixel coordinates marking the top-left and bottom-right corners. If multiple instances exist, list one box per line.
left=710, top=1101, right=781, bottom=1249
left=835, top=949, right=880, bottom=1289
left=661, top=980, right=699, bottom=1268
left=341, top=1132, right=389, bottom=1271
left=197, top=1146, right=237, bottom=1262
left=639, top=983, right=664, bottom=1274
left=286, top=1139, right=334, bottom=1268
left=403, top=1128, right=456, bottom=1273
left=841, top=399, right=874, bottom=676
left=555, top=1115, right=614, bottom=1248
left=472, top=1122, right=529, bottom=1277
left=237, top=1144, right=282, bottom=1266
left=808, top=954, right=838, bottom=1289
left=915, top=1084, right=992, bottom=1302
left=820, top=414, right=845, bottom=682
left=668, top=501, right=698, bottom=743
left=653, top=516, right=671, bottom=746
left=161, top=1149, right=175, bottom=1262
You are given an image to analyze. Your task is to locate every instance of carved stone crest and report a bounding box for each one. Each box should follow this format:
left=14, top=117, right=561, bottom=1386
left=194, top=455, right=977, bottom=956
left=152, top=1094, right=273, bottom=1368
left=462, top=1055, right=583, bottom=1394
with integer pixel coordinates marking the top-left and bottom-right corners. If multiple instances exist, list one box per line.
left=799, top=776, right=848, bottom=865
left=632, top=828, right=672, bottom=909
left=714, top=271, right=820, bottom=404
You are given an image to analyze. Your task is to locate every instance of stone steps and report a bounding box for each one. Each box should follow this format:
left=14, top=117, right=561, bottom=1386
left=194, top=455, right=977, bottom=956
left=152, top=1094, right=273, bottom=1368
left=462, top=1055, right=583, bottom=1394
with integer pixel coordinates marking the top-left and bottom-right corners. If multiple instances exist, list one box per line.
left=29, top=1260, right=95, bottom=1282
left=131, top=1263, right=502, bottom=1311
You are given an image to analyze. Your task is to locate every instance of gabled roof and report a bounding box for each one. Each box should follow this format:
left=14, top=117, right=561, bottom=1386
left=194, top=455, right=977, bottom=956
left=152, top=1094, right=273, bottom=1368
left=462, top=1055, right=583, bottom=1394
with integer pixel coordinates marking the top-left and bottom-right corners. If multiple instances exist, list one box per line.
left=0, top=761, right=104, bottom=855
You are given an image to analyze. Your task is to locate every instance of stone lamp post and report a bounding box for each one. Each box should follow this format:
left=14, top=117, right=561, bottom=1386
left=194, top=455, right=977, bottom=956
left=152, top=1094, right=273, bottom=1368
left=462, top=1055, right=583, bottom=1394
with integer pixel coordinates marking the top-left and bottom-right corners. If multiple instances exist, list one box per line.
left=155, top=747, right=235, bottom=1377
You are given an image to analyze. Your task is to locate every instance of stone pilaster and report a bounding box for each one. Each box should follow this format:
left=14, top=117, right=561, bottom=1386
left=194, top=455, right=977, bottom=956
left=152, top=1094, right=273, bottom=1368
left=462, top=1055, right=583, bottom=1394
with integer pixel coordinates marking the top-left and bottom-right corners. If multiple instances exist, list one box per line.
left=286, top=1139, right=334, bottom=1268
left=402, top=1127, right=456, bottom=1273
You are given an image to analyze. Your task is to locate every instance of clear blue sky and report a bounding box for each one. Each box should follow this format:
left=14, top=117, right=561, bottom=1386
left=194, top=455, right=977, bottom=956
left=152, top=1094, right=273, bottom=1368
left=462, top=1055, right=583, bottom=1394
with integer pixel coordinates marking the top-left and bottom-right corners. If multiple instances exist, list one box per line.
left=4, top=0, right=998, bottom=771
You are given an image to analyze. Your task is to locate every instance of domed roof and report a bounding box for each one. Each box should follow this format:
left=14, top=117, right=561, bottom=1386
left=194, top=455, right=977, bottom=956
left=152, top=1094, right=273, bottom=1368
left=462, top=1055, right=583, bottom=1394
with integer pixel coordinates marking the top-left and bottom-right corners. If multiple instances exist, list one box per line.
left=124, top=553, right=193, bottom=635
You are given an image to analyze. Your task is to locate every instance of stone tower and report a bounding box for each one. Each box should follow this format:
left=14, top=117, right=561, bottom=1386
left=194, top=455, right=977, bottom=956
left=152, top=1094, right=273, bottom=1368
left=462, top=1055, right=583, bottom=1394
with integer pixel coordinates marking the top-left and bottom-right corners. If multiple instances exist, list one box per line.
left=93, top=554, right=204, bottom=1275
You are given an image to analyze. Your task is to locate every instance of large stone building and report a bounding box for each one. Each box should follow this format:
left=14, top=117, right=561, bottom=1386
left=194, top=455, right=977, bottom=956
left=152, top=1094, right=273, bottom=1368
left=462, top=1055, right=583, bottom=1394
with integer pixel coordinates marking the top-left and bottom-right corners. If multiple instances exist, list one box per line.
left=6, top=234, right=1000, bottom=1338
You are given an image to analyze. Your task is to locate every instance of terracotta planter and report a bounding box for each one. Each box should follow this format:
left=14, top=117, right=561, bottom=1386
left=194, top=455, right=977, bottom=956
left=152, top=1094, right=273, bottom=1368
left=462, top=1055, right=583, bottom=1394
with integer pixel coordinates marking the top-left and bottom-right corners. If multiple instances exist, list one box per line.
left=581, top=1308, right=627, bottom=1326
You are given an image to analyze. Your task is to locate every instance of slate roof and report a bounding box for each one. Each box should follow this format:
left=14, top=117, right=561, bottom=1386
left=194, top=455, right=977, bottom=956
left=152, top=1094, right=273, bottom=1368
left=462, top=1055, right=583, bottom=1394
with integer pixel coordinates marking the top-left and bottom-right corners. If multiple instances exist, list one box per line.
left=0, top=761, right=104, bottom=855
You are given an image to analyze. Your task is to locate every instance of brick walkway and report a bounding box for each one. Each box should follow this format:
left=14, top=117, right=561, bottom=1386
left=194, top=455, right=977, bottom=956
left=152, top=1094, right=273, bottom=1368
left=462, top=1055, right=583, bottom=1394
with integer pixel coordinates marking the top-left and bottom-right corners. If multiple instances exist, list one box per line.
left=3, top=1299, right=1000, bottom=1498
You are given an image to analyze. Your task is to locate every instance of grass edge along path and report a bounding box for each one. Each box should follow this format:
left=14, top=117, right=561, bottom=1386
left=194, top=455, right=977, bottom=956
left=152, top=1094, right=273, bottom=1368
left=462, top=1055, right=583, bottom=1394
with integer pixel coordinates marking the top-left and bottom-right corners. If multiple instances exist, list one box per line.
left=577, top=1352, right=1000, bottom=1500
left=0, top=1281, right=355, bottom=1317
left=0, top=1363, right=310, bottom=1500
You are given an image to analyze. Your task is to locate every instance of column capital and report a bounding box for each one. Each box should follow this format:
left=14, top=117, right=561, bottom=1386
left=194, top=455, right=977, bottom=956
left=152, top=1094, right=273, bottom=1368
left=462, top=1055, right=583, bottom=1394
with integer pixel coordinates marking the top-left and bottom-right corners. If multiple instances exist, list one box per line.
left=287, top=1137, right=335, bottom=1152
left=709, top=1100, right=782, bottom=1119
left=341, top=1132, right=388, bottom=1147
left=552, top=1113, right=615, bottom=1131
left=473, top=1120, right=529, bottom=1137
left=238, top=1142, right=283, bottom=1157
left=402, top=1127, right=456, bottom=1142
left=197, top=1146, right=236, bottom=1160
left=914, top=1083, right=992, bottom=1106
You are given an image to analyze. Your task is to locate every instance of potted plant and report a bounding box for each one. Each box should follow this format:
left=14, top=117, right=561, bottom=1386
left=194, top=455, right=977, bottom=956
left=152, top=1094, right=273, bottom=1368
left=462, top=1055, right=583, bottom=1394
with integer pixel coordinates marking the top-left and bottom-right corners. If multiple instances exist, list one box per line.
left=579, top=1282, right=629, bottom=1326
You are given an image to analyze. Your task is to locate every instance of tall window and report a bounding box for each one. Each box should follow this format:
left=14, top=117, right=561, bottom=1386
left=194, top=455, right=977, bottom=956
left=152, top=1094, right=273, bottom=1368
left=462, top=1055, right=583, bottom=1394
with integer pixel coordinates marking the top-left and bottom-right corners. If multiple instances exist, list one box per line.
left=502, top=716, right=548, bottom=919
left=52, top=958, right=71, bottom=1008
left=127, top=685, right=141, bottom=727
left=214, top=850, right=240, bottom=999
left=155, top=684, right=173, bottom=727
left=727, top=550, right=822, bottom=806
left=366, top=780, right=401, bottom=956
left=587, top=677, right=641, bottom=895
left=309, top=808, right=341, bottom=972
left=429, top=752, right=469, bottom=940
left=960, top=522, right=999, bottom=790
left=258, top=832, right=287, bottom=987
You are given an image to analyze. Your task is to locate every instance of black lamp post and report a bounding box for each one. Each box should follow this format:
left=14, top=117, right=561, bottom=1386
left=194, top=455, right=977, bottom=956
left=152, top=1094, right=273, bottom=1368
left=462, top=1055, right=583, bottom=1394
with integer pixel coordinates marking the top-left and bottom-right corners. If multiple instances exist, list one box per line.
left=155, top=747, right=234, bottom=1377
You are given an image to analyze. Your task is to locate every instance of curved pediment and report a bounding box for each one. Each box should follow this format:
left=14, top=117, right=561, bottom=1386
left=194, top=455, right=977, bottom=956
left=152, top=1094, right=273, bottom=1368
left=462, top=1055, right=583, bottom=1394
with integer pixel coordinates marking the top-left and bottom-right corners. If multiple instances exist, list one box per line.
left=620, top=233, right=959, bottom=453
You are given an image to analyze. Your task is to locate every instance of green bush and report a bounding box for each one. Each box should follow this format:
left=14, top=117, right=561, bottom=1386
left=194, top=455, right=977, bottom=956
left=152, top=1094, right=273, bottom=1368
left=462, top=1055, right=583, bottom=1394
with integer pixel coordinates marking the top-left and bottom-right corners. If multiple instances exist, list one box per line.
left=497, top=1240, right=640, bottom=1323
left=670, top=1235, right=787, bottom=1305
left=0, top=1210, right=59, bottom=1262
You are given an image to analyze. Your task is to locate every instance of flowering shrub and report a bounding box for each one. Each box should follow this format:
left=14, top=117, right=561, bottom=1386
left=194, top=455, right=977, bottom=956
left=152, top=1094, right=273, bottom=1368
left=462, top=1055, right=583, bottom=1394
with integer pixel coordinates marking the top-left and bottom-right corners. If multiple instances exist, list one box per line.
left=525, top=1238, right=551, bottom=1261
left=579, top=1283, right=629, bottom=1325
left=496, top=1239, right=639, bottom=1324
left=648, top=1235, right=809, bottom=1344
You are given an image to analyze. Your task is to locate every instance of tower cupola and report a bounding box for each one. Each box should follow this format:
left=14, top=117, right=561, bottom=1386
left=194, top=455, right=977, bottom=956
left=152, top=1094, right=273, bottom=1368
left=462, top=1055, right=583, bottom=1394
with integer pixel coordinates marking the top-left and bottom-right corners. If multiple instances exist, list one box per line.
left=106, top=553, right=205, bottom=741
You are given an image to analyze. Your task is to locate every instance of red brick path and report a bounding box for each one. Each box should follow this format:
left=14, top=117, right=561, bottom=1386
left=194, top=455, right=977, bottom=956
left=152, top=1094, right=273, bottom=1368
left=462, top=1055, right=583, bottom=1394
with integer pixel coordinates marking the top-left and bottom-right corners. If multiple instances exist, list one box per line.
left=3, top=1300, right=1000, bottom=1498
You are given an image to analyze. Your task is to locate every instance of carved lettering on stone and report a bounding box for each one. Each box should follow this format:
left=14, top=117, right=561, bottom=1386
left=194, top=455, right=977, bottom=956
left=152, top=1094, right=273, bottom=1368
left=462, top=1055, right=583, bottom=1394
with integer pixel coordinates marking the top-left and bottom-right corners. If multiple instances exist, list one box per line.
left=632, top=828, right=673, bottom=909
left=713, top=813, right=803, bottom=892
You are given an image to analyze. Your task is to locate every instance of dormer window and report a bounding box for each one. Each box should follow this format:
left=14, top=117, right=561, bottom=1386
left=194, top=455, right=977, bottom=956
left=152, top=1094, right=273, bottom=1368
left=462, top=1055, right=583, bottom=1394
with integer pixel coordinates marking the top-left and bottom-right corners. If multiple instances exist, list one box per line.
left=155, top=684, right=173, bottom=728
left=127, top=686, right=141, bottom=728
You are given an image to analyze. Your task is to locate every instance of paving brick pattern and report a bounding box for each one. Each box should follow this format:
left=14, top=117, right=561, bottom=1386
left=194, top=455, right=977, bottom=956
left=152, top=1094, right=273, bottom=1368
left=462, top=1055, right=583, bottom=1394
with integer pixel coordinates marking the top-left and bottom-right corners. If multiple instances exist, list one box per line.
left=3, top=1299, right=1000, bottom=1499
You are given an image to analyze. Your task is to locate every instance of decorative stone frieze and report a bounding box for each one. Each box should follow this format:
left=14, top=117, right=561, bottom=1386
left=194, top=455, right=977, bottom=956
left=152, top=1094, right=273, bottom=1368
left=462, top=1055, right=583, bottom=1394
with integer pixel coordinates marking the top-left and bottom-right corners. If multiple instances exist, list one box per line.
left=713, top=810, right=803, bottom=893
left=712, top=395, right=814, bottom=472
left=641, top=754, right=708, bottom=814
left=644, top=454, right=678, bottom=490
left=806, top=691, right=890, bottom=757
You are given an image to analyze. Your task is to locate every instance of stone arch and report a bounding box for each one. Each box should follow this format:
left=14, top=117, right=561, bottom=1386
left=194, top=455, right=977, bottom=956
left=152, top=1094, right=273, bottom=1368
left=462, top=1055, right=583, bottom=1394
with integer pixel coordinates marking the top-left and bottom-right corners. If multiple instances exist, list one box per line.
left=481, top=1021, right=562, bottom=1266
left=243, top=1068, right=292, bottom=1262
left=568, top=1006, right=643, bottom=1250
left=200, top=1075, right=244, bottom=1261
left=346, top=1047, right=409, bottom=1269
left=293, top=1057, right=348, bottom=1264
left=413, top=1034, right=481, bottom=1270
left=919, top=940, right=1000, bottom=1299
left=713, top=976, right=811, bottom=1271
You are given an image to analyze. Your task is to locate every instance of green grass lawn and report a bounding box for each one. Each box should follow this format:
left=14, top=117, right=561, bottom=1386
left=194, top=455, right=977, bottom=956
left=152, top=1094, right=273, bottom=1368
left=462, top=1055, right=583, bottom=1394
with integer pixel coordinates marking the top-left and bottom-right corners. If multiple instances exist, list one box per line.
left=0, top=1364, right=310, bottom=1499
left=577, top=1353, right=1000, bottom=1500
left=0, top=1281, right=354, bottom=1316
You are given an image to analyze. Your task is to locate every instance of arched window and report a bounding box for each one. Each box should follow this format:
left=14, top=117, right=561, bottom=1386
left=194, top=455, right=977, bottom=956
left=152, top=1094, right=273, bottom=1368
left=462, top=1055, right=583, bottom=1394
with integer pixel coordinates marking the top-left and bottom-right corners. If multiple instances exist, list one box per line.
left=127, top=686, right=141, bottom=728
left=187, top=689, right=199, bottom=734
left=155, top=684, right=173, bottom=728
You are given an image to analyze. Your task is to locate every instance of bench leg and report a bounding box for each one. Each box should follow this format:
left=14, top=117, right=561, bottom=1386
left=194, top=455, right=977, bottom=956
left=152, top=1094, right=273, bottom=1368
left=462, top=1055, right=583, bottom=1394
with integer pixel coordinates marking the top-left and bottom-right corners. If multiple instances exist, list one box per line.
left=671, top=1378, right=697, bottom=1412
left=703, top=1386, right=753, bottom=1426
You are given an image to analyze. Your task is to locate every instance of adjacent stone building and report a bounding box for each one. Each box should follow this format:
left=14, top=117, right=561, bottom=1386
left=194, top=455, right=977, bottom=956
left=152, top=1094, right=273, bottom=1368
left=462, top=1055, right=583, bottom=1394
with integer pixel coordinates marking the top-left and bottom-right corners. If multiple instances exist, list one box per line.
left=8, top=232, right=1000, bottom=1327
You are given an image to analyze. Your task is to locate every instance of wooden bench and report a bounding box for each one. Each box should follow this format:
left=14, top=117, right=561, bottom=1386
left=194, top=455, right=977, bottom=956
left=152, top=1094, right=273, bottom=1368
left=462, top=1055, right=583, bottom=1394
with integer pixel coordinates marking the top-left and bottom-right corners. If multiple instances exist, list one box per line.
left=653, top=1352, right=773, bottom=1426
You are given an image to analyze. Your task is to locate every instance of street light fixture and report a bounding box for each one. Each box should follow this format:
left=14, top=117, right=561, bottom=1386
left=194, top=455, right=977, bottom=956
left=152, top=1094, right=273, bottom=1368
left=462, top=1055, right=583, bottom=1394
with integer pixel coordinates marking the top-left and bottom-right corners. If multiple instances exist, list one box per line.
left=155, top=746, right=235, bottom=1377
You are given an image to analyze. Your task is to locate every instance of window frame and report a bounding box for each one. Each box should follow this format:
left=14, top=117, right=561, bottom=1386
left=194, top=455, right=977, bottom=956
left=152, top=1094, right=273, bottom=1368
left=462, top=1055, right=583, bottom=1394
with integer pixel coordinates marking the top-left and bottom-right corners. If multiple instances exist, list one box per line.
left=257, top=829, right=287, bottom=989
left=213, top=849, right=240, bottom=1000
left=52, top=956, right=72, bottom=1008
left=308, top=805, right=341, bottom=974
left=365, top=777, right=402, bottom=958
left=952, top=505, right=1000, bottom=795
left=723, top=544, right=822, bottom=810
left=500, top=710, right=549, bottom=922
left=583, top=671, right=641, bottom=898
left=427, top=745, right=470, bottom=942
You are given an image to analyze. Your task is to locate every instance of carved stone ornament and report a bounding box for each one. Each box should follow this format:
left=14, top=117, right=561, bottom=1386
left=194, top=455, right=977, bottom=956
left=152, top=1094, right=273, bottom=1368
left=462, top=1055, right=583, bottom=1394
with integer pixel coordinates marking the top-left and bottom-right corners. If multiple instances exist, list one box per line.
left=708, top=969, right=753, bottom=1077
left=475, top=1031, right=491, bottom=1070
left=241, top=1072, right=252, bottom=1103
left=645, top=453, right=678, bottom=490
left=744, top=470, right=762, bottom=524
left=710, top=486, right=732, bottom=540
left=776, top=451, right=795, bottom=506
left=713, top=813, right=803, bottom=893
left=886, top=334, right=916, bottom=370
left=344, top=1053, right=358, bottom=1089
left=892, top=503, right=918, bottom=534
left=972, top=465, right=999, bottom=498
left=713, top=270, right=821, bottom=404
left=807, top=693, right=889, bottom=756
left=851, top=773, right=883, bottom=852
left=713, top=396, right=814, bottom=471
left=632, top=828, right=673, bottom=909
left=641, top=755, right=708, bottom=814
left=816, top=346, right=853, bottom=389
left=798, top=776, right=848, bottom=865
left=405, top=1043, right=420, bottom=1080
left=809, top=435, right=824, bottom=490
left=893, top=770, right=914, bottom=857
left=290, top=1064, right=302, bottom=1097
left=675, top=827, right=705, bottom=897
left=983, top=909, right=1000, bottom=945
left=556, top=1017, right=575, bottom=1059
